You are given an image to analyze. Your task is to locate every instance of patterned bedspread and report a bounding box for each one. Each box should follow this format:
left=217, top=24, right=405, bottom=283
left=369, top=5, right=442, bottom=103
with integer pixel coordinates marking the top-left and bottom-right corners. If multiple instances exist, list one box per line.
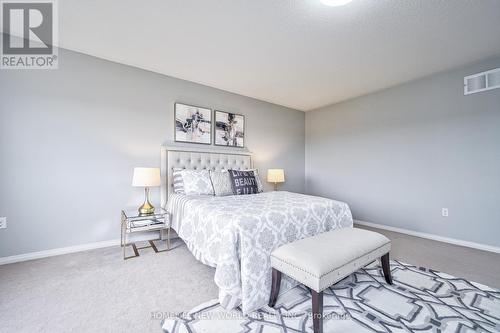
left=167, top=191, right=353, bottom=314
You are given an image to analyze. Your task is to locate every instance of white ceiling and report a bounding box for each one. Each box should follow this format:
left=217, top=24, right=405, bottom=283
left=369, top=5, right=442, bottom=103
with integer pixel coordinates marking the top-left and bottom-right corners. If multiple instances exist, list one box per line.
left=39, top=1, right=500, bottom=110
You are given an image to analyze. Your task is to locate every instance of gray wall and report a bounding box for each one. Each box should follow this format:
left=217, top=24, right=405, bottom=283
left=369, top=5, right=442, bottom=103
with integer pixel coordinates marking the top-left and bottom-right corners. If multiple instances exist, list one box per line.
left=0, top=48, right=305, bottom=257
left=306, top=56, right=500, bottom=247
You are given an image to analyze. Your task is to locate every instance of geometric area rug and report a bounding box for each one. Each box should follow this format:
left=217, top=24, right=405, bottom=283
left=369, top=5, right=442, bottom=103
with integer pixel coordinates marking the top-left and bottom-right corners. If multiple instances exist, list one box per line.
left=161, top=260, right=500, bottom=332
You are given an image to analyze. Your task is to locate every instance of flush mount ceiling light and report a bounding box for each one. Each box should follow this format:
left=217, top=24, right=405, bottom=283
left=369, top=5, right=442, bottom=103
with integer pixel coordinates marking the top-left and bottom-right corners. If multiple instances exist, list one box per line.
left=320, top=0, right=353, bottom=6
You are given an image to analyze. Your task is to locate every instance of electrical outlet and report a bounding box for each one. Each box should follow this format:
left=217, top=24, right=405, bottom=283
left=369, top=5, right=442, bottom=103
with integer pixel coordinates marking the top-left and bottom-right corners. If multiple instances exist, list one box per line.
left=0, top=217, right=6, bottom=229
left=441, top=208, right=449, bottom=217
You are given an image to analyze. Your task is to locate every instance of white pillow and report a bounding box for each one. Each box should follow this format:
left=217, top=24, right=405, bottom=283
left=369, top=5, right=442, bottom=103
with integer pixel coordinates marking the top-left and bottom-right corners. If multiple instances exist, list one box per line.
left=210, top=170, right=234, bottom=196
left=172, top=168, right=185, bottom=194
left=180, top=169, right=214, bottom=195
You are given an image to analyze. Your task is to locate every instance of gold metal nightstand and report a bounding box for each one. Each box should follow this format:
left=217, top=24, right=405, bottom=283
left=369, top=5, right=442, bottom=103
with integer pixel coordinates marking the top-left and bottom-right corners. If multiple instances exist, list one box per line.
left=120, top=208, right=170, bottom=260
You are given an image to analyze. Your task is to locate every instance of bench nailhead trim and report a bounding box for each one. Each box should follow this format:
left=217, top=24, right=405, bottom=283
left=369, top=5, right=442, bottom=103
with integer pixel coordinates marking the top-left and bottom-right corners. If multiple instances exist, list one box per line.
left=271, top=242, right=390, bottom=279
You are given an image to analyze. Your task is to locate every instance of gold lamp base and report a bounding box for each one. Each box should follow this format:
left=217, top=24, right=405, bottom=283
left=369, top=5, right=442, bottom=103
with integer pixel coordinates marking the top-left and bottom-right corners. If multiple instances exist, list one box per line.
left=138, top=187, right=155, bottom=215
left=138, top=202, right=155, bottom=215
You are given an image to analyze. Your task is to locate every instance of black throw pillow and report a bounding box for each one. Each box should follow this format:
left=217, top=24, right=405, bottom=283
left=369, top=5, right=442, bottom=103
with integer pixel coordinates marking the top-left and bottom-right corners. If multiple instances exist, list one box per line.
left=229, top=170, right=259, bottom=195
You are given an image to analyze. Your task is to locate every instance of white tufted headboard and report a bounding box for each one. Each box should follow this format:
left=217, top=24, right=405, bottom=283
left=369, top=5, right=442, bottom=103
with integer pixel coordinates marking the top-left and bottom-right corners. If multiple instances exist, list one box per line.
left=160, top=145, right=252, bottom=207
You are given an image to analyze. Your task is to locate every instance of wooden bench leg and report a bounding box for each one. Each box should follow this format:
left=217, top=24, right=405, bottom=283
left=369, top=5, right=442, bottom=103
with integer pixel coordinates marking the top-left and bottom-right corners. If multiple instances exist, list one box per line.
left=268, top=268, right=281, bottom=307
left=312, top=290, right=323, bottom=333
left=381, top=253, right=393, bottom=285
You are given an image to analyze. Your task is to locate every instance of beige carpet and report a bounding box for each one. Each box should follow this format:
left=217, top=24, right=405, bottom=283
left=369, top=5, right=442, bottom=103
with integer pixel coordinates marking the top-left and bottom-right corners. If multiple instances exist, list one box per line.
left=0, top=239, right=218, bottom=333
left=1, top=227, right=500, bottom=333
left=358, top=224, right=500, bottom=289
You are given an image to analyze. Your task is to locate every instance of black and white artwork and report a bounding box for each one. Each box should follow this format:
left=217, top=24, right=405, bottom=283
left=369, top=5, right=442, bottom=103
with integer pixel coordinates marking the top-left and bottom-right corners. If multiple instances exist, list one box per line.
left=175, top=103, right=212, bottom=144
left=215, top=111, right=245, bottom=147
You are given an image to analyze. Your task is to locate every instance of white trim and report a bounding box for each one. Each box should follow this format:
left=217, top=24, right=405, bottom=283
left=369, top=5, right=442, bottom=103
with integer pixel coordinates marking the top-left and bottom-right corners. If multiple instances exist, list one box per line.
left=0, top=239, right=121, bottom=266
left=4, top=220, right=498, bottom=265
left=0, top=230, right=171, bottom=265
left=354, top=220, right=500, bottom=254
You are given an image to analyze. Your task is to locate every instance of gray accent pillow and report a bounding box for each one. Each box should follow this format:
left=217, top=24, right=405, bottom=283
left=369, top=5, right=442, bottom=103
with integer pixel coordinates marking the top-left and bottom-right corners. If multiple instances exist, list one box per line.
left=229, top=169, right=259, bottom=195
left=210, top=170, right=234, bottom=196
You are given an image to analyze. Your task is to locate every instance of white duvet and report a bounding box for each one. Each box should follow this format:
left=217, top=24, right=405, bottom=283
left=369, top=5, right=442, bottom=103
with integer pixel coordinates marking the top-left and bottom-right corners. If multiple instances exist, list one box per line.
left=167, top=191, right=353, bottom=314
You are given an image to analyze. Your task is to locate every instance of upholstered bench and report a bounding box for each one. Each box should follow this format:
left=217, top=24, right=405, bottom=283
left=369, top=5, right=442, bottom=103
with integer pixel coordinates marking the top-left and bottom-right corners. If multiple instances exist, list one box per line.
left=269, top=227, right=392, bottom=333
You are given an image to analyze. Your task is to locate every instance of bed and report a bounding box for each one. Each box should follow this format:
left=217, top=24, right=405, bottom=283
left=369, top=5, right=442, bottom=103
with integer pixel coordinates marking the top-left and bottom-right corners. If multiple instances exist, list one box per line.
left=161, top=146, right=353, bottom=314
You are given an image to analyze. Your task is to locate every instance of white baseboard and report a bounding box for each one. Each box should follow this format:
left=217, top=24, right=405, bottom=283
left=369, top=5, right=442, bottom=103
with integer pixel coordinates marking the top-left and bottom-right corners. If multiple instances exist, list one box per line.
left=0, top=230, right=176, bottom=266
left=0, top=239, right=121, bottom=266
left=354, top=220, right=500, bottom=254
left=0, top=229, right=173, bottom=265
left=3, top=221, right=498, bottom=265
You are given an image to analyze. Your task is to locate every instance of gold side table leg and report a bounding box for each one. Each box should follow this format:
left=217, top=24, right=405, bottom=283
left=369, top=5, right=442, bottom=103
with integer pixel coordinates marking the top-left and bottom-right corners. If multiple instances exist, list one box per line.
left=149, top=240, right=159, bottom=252
left=123, top=243, right=141, bottom=260
left=132, top=243, right=139, bottom=257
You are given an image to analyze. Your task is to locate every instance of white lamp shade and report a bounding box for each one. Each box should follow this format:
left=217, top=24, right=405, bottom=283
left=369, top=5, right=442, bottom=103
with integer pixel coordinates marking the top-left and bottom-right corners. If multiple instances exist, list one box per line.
left=267, top=169, right=285, bottom=183
left=132, top=167, right=161, bottom=187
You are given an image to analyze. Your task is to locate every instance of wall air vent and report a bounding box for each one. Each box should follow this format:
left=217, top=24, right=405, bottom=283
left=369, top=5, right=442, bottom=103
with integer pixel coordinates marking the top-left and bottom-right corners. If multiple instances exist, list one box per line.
left=464, top=68, right=500, bottom=95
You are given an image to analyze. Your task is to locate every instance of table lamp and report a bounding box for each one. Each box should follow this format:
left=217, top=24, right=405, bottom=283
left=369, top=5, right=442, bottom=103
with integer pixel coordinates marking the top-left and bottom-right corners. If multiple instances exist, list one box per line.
left=132, top=167, right=161, bottom=215
left=267, top=169, right=285, bottom=191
